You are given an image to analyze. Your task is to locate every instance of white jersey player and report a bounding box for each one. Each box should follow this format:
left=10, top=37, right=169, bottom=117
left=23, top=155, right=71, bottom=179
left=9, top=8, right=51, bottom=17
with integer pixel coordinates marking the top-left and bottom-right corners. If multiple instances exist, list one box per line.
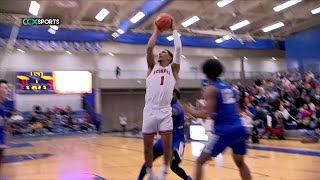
left=142, top=21, right=182, bottom=180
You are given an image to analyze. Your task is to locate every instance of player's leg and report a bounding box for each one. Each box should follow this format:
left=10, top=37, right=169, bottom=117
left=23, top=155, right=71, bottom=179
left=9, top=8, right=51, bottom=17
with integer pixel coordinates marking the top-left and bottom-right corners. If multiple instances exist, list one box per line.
left=158, top=111, right=173, bottom=179
left=143, top=134, right=156, bottom=179
left=170, top=149, right=191, bottom=180
left=138, top=140, right=164, bottom=180
left=158, top=132, right=172, bottom=179
left=142, top=108, right=157, bottom=179
left=230, top=131, right=252, bottom=180
left=196, top=134, right=226, bottom=180
left=195, top=151, right=211, bottom=180
left=232, top=154, right=251, bottom=180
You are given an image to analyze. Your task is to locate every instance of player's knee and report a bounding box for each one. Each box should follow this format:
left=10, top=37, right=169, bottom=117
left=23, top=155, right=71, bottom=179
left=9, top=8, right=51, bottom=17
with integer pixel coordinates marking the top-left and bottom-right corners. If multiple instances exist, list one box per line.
left=170, top=163, right=177, bottom=171
left=196, top=157, right=206, bottom=165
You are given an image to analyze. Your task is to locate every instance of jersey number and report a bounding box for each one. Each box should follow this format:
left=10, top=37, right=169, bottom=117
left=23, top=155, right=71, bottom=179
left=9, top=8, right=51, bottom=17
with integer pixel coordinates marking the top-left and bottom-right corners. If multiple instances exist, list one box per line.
left=221, top=89, right=236, bottom=104
left=160, top=76, right=164, bottom=85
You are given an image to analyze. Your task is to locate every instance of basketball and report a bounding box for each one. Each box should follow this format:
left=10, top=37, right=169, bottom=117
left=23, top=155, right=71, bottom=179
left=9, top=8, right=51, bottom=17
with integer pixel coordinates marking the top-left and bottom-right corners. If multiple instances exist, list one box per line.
left=155, top=13, right=173, bottom=32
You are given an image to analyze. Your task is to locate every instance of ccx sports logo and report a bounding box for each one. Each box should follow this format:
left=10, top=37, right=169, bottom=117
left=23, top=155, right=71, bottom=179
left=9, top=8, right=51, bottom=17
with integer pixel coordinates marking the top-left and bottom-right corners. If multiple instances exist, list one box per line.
left=22, top=18, right=60, bottom=26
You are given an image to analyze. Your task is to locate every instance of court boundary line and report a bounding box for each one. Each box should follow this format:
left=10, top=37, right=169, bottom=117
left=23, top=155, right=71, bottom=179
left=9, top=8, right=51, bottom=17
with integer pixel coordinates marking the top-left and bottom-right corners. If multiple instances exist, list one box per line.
left=90, top=141, right=270, bottom=178
left=110, top=135, right=320, bottom=157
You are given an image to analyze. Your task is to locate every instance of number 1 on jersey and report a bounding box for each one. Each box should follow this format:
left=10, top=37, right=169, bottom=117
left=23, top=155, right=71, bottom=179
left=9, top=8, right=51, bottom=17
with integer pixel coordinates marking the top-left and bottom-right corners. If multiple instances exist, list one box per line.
left=160, top=76, right=164, bottom=85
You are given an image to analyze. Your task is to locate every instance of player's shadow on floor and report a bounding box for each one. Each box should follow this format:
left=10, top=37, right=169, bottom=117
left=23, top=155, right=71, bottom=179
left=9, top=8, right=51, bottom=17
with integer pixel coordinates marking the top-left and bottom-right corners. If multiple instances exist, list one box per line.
left=3, top=153, right=52, bottom=163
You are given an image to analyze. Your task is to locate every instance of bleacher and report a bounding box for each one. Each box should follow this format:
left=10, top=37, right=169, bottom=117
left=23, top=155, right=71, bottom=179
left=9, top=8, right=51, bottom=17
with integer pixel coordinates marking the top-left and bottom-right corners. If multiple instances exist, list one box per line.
left=11, top=110, right=97, bottom=139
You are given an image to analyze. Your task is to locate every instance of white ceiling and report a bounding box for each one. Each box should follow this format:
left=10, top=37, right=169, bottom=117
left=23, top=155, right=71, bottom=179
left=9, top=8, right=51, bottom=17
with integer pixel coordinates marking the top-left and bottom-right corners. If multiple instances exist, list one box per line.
left=0, top=0, right=319, bottom=40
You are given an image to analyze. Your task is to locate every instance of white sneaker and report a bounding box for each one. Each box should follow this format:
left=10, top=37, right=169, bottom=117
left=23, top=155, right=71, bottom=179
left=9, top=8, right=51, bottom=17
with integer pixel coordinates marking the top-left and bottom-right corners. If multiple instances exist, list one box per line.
left=158, top=171, right=168, bottom=180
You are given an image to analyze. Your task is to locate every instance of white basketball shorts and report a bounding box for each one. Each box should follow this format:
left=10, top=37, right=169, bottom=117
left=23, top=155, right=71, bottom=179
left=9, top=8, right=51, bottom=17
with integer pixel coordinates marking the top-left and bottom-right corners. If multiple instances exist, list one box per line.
left=142, top=106, right=173, bottom=135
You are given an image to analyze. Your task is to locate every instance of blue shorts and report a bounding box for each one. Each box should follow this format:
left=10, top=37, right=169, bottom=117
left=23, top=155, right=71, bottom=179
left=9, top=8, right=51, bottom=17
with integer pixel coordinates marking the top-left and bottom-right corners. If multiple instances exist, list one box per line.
left=154, top=138, right=185, bottom=160
left=203, top=127, right=246, bottom=157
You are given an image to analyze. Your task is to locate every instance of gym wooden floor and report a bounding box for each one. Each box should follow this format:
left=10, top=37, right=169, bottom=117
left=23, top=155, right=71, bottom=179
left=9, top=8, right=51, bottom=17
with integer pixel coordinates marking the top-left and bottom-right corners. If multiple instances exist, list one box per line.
left=3, top=134, right=320, bottom=180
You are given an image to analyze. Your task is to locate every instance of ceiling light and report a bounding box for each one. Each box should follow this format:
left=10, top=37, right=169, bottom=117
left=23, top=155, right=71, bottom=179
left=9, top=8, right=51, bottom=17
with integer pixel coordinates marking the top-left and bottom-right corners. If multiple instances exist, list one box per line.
left=215, top=38, right=224, bottom=43
left=181, top=55, right=186, bottom=58
left=244, top=57, right=248, bottom=60
left=130, top=12, right=145, bottom=24
left=215, top=35, right=231, bottom=43
left=262, top=22, right=285, bottom=32
left=167, top=36, right=174, bottom=41
left=50, top=25, right=59, bottom=31
left=117, top=29, right=124, bottom=34
left=166, top=33, right=181, bottom=41
left=229, top=20, right=250, bottom=31
left=48, top=28, right=56, bottom=34
left=112, top=32, right=119, bottom=38
left=311, top=7, right=320, bottom=14
left=29, top=1, right=40, bottom=16
left=66, top=51, right=72, bottom=55
left=95, top=8, right=109, bottom=21
left=213, top=56, right=218, bottom=59
left=108, top=52, right=114, bottom=56
left=17, top=49, right=25, bottom=53
left=217, top=0, right=234, bottom=7
left=272, top=57, right=276, bottom=61
left=181, top=16, right=200, bottom=27
left=223, top=35, right=231, bottom=40
left=273, top=0, right=302, bottom=12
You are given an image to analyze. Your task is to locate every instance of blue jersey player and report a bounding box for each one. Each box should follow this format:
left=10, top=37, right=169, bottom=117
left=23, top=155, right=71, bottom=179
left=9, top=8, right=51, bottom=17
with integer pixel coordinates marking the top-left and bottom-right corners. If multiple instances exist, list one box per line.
left=0, top=79, right=10, bottom=177
left=138, top=89, right=192, bottom=180
left=183, top=59, right=251, bottom=180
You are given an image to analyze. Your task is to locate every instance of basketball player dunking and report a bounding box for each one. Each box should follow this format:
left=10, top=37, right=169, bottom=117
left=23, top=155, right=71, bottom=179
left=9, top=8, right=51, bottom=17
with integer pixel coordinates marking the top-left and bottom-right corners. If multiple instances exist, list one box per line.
left=138, top=89, right=191, bottom=180
left=183, top=59, right=251, bottom=180
left=143, top=21, right=182, bottom=180
left=0, top=79, right=10, bottom=178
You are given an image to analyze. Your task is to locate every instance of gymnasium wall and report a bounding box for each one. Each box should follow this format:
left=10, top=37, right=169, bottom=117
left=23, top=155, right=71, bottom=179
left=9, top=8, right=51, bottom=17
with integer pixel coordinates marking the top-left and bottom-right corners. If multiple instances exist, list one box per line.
left=100, top=89, right=202, bottom=132
left=243, top=58, right=286, bottom=72
left=0, top=44, right=286, bottom=112
left=286, top=27, right=320, bottom=73
left=1, top=49, right=286, bottom=74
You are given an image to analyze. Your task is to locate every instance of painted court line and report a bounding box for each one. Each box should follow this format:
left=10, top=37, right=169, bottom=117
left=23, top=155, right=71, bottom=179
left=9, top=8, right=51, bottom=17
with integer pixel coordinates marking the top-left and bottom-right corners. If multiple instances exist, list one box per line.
left=111, top=135, right=320, bottom=157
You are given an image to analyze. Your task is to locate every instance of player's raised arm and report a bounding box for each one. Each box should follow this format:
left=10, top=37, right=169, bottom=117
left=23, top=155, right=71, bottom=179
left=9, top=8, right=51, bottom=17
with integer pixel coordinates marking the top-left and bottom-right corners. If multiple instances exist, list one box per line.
left=146, top=27, right=160, bottom=71
left=171, top=26, right=182, bottom=77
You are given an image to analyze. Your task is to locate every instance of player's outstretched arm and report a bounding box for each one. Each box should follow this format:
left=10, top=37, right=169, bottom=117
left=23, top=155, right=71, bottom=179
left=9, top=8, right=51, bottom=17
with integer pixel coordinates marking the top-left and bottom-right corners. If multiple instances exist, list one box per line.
left=183, top=86, right=217, bottom=119
left=171, top=27, right=182, bottom=78
left=146, top=27, right=160, bottom=73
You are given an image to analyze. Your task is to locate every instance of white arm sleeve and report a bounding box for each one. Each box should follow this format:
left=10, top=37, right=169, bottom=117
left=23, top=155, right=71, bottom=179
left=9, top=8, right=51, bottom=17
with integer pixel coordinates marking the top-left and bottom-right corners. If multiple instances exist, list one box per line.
left=173, top=30, right=182, bottom=64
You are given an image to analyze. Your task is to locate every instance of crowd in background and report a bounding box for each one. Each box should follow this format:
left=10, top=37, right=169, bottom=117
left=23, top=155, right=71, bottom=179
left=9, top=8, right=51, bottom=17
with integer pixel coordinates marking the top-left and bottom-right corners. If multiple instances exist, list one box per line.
left=5, top=69, right=320, bottom=143
left=234, top=69, right=320, bottom=143
left=7, top=105, right=96, bottom=137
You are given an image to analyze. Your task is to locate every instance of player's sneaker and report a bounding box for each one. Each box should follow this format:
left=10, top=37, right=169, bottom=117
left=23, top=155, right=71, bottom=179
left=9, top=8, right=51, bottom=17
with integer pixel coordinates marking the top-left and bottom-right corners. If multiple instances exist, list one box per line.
left=147, top=174, right=157, bottom=180
left=157, top=168, right=168, bottom=180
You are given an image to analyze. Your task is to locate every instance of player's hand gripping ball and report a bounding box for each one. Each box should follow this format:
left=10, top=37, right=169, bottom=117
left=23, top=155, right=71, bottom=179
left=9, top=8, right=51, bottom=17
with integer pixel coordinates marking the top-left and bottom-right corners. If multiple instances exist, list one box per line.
left=155, top=13, right=173, bottom=32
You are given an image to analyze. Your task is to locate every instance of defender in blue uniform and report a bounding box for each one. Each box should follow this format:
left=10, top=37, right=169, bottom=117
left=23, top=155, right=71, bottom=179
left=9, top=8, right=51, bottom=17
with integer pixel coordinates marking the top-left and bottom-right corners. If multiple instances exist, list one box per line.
left=138, top=89, right=192, bottom=180
left=0, top=79, right=10, bottom=178
left=184, top=59, right=251, bottom=180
